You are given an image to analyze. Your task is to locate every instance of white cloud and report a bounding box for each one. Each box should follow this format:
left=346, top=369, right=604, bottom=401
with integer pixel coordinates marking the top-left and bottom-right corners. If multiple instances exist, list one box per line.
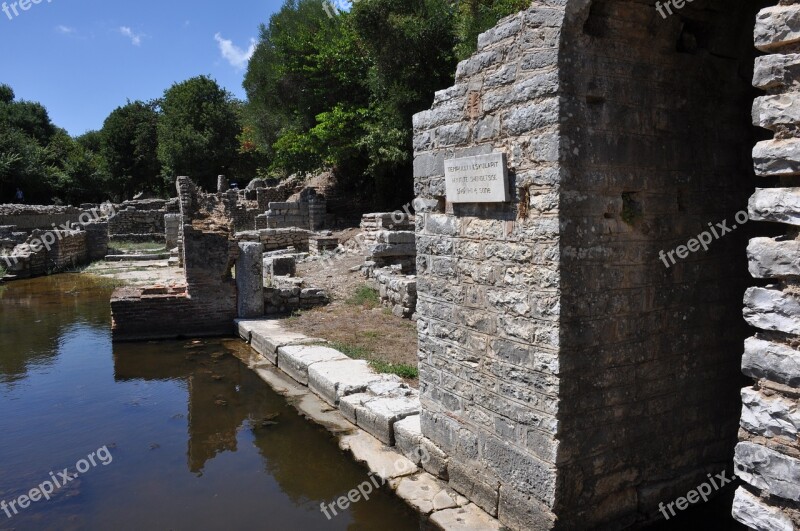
left=214, top=33, right=256, bottom=70
left=119, top=26, right=144, bottom=46
left=56, top=25, right=76, bottom=35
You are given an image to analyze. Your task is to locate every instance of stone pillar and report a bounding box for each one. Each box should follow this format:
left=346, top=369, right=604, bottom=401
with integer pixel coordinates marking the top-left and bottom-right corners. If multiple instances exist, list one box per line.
left=236, top=242, right=264, bottom=318
left=83, top=221, right=108, bottom=261
left=217, top=175, right=229, bottom=193
left=164, top=214, right=181, bottom=250
left=732, top=5, right=800, bottom=530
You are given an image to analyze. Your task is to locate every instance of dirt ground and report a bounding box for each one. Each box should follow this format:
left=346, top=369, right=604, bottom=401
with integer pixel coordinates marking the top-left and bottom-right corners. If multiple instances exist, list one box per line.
left=80, top=229, right=420, bottom=384
left=283, top=229, right=420, bottom=385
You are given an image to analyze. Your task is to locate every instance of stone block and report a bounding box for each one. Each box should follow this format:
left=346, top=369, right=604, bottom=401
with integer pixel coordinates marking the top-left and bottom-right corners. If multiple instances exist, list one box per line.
left=308, top=359, right=397, bottom=406
left=394, top=415, right=424, bottom=464
left=753, top=95, right=800, bottom=130
left=755, top=4, right=800, bottom=52
left=748, top=237, right=800, bottom=278
left=749, top=188, right=800, bottom=226
left=740, top=387, right=800, bottom=440
left=743, top=287, right=800, bottom=335
left=734, top=442, right=800, bottom=501
left=753, top=139, right=800, bottom=177
left=732, top=487, right=795, bottom=531
left=276, top=345, right=349, bottom=386
left=743, top=337, right=800, bottom=387
left=340, top=393, right=420, bottom=445
left=236, top=242, right=264, bottom=318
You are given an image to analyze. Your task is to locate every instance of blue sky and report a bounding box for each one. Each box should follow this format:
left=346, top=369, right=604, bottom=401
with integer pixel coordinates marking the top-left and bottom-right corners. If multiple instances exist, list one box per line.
left=0, top=0, right=285, bottom=136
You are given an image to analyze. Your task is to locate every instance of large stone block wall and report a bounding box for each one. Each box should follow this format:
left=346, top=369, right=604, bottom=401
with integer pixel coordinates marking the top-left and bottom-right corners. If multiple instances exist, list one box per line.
left=732, top=4, right=800, bottom=529
left=0, top=205, right=89, bottom=230
left=414, top=1, right=762, bottom=529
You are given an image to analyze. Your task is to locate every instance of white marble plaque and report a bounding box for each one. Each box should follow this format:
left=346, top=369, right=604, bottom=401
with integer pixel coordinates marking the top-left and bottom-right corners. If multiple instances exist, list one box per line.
left=444, top=153, right=509, bottom=203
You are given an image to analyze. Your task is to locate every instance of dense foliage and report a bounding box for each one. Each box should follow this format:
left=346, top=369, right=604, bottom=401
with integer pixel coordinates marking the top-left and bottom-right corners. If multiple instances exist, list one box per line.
left=0, top=0, right=527, bottom=205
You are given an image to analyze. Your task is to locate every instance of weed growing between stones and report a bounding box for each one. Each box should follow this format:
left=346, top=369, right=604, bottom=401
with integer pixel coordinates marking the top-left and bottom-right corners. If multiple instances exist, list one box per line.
left=330, top=340, right=419, bottom=380
left=346, top=285, right=380, bottom=308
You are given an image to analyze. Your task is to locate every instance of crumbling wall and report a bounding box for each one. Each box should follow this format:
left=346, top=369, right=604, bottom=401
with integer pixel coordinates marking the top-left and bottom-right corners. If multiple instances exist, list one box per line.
left=373, top=267, right=417, bottom=319
left=107, top=199, right=178, bottom=242
left=732, top=4, right=800, bottom=530
left=361, top=213, right=416, bottom=273
left=111, top=177, right=239, bottom=341
left=260, top=188, right=327, bottom=231
left=413, top=1, right=761, bottom=529
left=0, top=205, right=84, bottom=230
left=236, top=228, right=310, bottom=252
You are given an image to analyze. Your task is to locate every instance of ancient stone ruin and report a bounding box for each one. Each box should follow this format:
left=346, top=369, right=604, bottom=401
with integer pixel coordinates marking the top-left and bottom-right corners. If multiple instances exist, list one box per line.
left=411, top=1, right=799, bottom=529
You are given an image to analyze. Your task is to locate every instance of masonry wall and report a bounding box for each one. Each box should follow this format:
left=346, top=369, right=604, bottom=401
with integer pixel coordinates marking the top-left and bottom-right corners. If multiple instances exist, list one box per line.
left=731, top=3, right=800, bottom=529
left=414, top=1, right=763, bottom=529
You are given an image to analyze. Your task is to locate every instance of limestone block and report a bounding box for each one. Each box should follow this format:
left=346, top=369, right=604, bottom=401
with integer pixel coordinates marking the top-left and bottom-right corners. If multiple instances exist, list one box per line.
left=734, top=442, right=800, bottom=501
left=748, top=237, right=800, bottom=278
left=743, top=337, right=800, bottom=387
left=276, top=345, right=348, bottom=386
left=749, top=188, right=800, bottom=226
left=340, top=393, right=421, bottom=445
left=394, top=415, right=424, bottom=465
left=743, top=287, right=800, bottom=335
left=754, top=54, right=800, bottom=91
left=753, top=95, right=800, bottom=130
left=740, top=387, right=800, bottom=439
left=753, top=140, right=800, bottom=177
left=236, top=242, right=264, bottom=318
left=308, top=359, right=398, bottom=406
left=732, top=487, right=795, bottom=531
left=339, top=431, right=418, bottom=481
left=395, top=473, right=450, bottom=515
left=755, top=4, right=800, bottom=52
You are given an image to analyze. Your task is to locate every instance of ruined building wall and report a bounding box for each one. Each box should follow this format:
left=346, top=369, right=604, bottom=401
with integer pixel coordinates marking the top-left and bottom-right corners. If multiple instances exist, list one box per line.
left=732, top=4, right=800, bottom=529
left=414, top=1, right=763, bottom=529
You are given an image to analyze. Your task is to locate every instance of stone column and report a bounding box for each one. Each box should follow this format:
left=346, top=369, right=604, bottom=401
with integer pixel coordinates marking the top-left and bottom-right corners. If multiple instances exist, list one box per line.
left=217, top=175, right=229, bottom=193
left=236, top=242, right=264, bottom=318
left=732, top=5, right=800, bottom=530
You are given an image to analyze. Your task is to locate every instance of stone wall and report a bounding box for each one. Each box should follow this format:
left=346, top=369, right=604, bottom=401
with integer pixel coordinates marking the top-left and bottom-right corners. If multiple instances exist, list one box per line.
left=111, top=177, right=239, bottom=341
left=236, top=228, right=310, bottom=252
left=373, top=267, right=417, bottom=319
left=0, top=204, right=84, bottom=230
left=107, top=199, right=179, bottom=241
left=2, top=229, right=88, bottom=278
left=261, top=188, right=327, bottom=231
left=413, top=1, right=761, bottom=529
left=732, top=4, right=800, bottom=529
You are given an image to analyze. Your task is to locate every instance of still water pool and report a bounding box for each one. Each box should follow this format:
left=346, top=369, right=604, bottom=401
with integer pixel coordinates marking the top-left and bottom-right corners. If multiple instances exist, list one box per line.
left=0, top=274, right=423, bottom=530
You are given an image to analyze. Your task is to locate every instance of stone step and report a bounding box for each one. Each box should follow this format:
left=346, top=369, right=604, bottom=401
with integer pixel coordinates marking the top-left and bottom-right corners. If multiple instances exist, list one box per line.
left=747, top=237, right=800, bottom=278
left=749, top=188, right=800, bottom=226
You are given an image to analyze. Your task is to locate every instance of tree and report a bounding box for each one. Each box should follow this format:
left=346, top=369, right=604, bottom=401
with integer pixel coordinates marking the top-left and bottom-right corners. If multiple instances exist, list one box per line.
left=101, top=100, right=161, bottom=199
left=157, top=76, right=241, bottom=190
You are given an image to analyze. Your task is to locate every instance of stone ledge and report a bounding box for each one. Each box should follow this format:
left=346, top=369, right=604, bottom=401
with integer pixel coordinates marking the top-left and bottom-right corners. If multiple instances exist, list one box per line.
left=233, top=317, right=501, bottom=528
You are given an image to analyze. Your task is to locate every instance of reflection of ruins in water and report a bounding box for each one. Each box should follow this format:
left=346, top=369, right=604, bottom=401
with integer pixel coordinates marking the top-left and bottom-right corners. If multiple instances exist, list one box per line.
left=112, top=338, right=379, bottom=505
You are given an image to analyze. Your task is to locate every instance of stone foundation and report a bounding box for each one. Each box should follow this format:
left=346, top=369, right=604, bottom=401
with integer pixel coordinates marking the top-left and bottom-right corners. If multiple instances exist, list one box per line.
left=373, top=267, right=417, bottom=319
left=236, top=228, right=310, bottom=252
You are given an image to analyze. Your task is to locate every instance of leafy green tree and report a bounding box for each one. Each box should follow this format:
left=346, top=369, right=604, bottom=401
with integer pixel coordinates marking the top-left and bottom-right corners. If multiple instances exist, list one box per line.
left=157, top=76, right=241, bottom=190
left=101, top=100, right=161, bottom=199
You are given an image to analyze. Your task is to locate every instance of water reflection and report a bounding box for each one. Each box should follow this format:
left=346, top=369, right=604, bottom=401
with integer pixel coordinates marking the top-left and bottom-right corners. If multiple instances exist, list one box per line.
left=0, top=275, right=423, bottom=530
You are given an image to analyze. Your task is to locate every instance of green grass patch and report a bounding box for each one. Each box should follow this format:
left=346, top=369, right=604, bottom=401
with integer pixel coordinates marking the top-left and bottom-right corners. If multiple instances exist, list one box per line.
left=346, top=285, right=380, bottom=308
left=329, top=341, right=418, bottom=380
left=368, top=360, right=419, bottom=379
